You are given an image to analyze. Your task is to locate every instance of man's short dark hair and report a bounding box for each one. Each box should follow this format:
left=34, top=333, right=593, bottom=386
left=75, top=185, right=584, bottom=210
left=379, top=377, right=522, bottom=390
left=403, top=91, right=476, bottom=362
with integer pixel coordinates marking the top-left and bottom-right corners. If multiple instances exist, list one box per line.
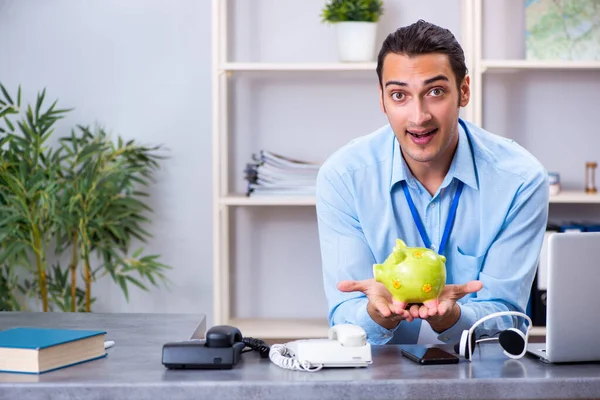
left=376, top=19, right=468, bottom=90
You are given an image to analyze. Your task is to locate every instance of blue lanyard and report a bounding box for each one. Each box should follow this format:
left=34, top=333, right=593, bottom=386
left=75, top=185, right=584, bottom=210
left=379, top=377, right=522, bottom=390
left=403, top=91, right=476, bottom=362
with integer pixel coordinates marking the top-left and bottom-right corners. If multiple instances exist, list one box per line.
left=401, top=180, right=464, bottom=256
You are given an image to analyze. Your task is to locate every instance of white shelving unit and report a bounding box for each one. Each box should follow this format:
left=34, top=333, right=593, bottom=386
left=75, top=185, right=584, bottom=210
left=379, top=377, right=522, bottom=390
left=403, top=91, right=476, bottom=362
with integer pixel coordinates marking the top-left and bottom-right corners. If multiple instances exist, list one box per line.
left=466, top=0, right=600, bottom=337
left=530, top=326, right=546, bottom=337
left=549, top=191, right=600, bottom=204
left=220, top=191, right=600, bottom=207
left=481, top=60, right=600, bottom=72
left=212, top=0, right=599, bottom=340
left=220, top=195, right=317, bottom=207
left=222, top=62, right=377, bottom=71
left=211, top=0, right=332, bottom=339
left=467, top=0, right=600, bottom=126
left=229, top=318, right=329, bottom=340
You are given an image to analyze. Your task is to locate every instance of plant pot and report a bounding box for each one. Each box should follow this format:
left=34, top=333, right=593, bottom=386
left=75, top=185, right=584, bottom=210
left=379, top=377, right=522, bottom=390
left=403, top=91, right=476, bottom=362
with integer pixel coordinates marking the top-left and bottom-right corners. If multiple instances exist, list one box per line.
left=335, top=21, right=378, bottom=62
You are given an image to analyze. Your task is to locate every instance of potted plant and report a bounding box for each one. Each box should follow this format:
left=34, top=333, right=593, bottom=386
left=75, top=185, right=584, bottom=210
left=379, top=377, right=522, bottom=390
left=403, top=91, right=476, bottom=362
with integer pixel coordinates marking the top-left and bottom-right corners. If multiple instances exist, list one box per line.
left=0, top=84, right=171, bottom=312
left=321, top=0, right=384, bottom=62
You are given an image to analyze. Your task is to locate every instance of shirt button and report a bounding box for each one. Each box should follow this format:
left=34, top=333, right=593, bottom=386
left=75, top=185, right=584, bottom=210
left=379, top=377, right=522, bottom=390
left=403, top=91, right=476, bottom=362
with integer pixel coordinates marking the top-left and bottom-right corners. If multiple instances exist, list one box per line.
left=431, top=244, right=437, bottom=251
left=429, top=203, right=435, bottom=209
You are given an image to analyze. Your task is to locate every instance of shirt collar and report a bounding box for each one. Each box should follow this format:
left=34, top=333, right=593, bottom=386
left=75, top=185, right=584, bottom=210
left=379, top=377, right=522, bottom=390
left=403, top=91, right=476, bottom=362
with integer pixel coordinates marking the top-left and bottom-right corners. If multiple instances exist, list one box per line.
left=389, top=118, right=479, bottom=192
left=390, top=136, right=418, bottom=190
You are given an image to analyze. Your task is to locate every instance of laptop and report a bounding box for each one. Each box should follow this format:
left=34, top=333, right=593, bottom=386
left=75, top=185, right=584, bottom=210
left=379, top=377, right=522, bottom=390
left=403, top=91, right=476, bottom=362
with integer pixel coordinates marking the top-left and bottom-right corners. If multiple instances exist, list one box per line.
left=526, top=232, right=600, bottom=363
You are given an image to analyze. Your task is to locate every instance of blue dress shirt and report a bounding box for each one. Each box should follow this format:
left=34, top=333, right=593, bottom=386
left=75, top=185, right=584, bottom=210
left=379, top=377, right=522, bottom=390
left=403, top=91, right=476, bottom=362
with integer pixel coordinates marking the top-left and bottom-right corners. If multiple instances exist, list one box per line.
left=316, top=119, right=549, bottom=345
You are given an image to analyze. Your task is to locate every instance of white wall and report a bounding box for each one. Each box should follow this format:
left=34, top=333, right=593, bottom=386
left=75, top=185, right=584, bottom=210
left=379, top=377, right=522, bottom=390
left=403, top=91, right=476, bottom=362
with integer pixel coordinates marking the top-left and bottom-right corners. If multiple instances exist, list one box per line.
left=0, top=0, right=213, bottom=315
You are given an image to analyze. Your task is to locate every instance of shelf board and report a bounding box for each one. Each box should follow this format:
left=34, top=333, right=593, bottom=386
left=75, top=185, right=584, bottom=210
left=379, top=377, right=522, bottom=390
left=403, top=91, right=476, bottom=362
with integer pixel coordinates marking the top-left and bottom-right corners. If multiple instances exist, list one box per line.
left=481, top=59, right=600, bottom=72
left=530, top=326, right=546, bottom=337
left=221, top=62, right=377, bottom=71
left=229, top=317, right=546, bottom=339
left=229, top=318, right=329, bottom=339
left=221, top=191, right=600, bottom=206
left=549, top=190, right=600, bottom=204
left=222, top=60, right=600, bottom=72
left=220, top=195, right=316, bottom=206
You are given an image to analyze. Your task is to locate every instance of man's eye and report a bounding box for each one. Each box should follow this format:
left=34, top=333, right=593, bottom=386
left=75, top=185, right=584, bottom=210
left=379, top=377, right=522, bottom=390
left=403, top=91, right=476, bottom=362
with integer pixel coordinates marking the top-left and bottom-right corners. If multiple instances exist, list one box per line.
left=391, top=92, right=405, bottom=101
left=430, top=88, right=444, bottom=97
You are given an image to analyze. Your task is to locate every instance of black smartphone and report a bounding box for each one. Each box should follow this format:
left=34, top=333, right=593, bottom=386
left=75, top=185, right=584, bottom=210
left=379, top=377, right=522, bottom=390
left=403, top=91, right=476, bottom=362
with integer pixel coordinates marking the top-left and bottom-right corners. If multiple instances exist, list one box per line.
left=400, top=345, right=459, bottom=365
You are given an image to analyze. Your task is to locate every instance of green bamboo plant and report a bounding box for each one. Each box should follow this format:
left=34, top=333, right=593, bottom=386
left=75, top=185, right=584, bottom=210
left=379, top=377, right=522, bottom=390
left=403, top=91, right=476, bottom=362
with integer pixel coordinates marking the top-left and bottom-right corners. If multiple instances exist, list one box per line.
left=19, top=263, right=92, bottom=312
left=0, top=265, right=21, bottom=311
left=55, top=125, right=170, bottom=312
left=0, top=85, right=68, bottom=312
left=0, top=84, right=170, bottom=312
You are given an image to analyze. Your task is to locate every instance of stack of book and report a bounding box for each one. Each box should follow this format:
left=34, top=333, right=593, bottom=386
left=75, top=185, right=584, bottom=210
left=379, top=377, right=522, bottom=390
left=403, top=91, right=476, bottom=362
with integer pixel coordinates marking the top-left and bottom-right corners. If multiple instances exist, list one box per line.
left=244, top=150, right=321, bottom=197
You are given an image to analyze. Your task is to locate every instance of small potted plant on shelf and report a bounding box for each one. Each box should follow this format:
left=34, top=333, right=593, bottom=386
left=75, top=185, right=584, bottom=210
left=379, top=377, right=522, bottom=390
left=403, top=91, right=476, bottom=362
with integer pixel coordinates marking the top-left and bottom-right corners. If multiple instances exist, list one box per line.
left=321, top=0, right=384, bottom=62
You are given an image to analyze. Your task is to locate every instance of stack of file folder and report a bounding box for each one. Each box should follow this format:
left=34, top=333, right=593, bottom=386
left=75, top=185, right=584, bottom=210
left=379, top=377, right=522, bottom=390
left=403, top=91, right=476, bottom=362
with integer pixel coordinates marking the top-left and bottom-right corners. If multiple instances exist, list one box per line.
left=244, top=150, right=320, bottom=197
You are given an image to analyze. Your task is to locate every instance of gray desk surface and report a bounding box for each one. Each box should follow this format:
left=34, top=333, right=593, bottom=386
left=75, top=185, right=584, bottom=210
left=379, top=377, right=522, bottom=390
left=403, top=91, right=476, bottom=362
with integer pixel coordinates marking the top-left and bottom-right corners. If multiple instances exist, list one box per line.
left=1, top=312, right=599, bottom=400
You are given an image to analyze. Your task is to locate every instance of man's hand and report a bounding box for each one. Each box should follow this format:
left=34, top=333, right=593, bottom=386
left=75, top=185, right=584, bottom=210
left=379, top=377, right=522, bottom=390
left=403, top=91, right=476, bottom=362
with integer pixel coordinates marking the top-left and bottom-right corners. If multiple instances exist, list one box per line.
left=337, top=279, right=414, bottom=330
left=408, top=280, right=483, bottom=332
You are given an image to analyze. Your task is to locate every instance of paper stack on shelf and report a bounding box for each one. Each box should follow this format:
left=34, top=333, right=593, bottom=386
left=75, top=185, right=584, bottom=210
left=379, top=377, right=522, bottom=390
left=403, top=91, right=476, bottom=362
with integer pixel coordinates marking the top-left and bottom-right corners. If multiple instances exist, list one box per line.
left=244, top=150, right=321, bottom=197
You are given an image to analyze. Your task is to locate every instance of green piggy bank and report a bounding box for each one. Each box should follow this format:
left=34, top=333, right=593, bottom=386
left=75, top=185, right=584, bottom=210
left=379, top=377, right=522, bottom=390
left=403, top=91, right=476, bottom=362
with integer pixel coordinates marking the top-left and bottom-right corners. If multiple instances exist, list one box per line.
left=373, top=239, right=446, bottom=304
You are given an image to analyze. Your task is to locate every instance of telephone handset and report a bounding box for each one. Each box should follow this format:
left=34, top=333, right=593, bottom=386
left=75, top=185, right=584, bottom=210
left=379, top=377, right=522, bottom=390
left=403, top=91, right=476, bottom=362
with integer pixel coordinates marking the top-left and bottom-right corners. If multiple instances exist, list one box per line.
left=205, top=325, right=243, bottom=347
left=162, top=325, right=269, bottom=369
left=269, top=324, right=372, bottom=372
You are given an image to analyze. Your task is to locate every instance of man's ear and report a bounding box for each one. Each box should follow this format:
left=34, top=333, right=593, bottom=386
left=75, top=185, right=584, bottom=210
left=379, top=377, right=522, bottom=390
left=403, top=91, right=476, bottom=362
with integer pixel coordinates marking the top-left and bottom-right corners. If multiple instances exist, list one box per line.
left=460, top=76, right=471, bottom=108
left=379, top=85, right=386, bottom=114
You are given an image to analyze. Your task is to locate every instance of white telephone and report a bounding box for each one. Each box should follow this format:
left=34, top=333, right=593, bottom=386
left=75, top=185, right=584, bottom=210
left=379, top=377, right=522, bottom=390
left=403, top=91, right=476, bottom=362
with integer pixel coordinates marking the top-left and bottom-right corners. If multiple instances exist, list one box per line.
left=269, top=324, right=372, bottom=372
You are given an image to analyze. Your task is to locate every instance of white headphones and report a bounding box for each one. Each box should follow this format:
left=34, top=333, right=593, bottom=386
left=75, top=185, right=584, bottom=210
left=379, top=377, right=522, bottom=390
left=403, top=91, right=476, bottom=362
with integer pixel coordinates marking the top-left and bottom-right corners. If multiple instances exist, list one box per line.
left=456, top=311, right=532, bottom=361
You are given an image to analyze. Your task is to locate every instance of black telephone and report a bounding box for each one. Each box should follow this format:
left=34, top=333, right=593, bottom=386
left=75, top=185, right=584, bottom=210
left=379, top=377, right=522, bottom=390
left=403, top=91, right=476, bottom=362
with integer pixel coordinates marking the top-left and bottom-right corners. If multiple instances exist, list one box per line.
left=162, top=325, right=269, bottom=370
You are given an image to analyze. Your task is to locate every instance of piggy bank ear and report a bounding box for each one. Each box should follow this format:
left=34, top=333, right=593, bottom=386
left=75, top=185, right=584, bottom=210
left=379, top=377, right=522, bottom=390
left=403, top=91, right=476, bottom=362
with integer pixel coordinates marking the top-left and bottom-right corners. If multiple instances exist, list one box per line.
left=391, top=240, right=408, bottom=264
left=382, top=246, right=407, bottom=266
left=395, top=239, right=407, bottom=249
left=440, top=255, right=446, bottom=263
left=393, top=250, right=407, bottom=264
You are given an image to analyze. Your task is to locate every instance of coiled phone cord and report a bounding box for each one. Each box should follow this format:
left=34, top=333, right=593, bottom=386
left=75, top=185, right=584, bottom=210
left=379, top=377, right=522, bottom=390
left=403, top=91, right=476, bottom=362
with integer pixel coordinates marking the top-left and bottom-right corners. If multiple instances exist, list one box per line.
left=269, top=344, right=323, bottom=372
left=242, top=337, right=270, bottom=358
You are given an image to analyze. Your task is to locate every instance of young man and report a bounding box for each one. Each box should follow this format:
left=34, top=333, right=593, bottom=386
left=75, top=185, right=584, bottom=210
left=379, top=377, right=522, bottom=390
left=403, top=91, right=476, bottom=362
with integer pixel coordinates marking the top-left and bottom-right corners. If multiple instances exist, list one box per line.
left=316, top=20, right=549, bottom=345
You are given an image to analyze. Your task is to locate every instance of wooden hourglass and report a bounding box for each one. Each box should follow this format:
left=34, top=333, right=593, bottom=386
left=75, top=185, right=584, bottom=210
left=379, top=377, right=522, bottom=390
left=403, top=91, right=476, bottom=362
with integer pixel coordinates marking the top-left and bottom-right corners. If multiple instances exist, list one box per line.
left=585, top=162, right=597, bottom=194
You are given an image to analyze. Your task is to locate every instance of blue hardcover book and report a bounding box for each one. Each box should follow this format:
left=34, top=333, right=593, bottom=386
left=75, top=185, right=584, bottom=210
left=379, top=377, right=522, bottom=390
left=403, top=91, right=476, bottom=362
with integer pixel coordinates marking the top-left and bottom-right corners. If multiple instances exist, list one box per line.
left=0, top=327, right=107, bottom=374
